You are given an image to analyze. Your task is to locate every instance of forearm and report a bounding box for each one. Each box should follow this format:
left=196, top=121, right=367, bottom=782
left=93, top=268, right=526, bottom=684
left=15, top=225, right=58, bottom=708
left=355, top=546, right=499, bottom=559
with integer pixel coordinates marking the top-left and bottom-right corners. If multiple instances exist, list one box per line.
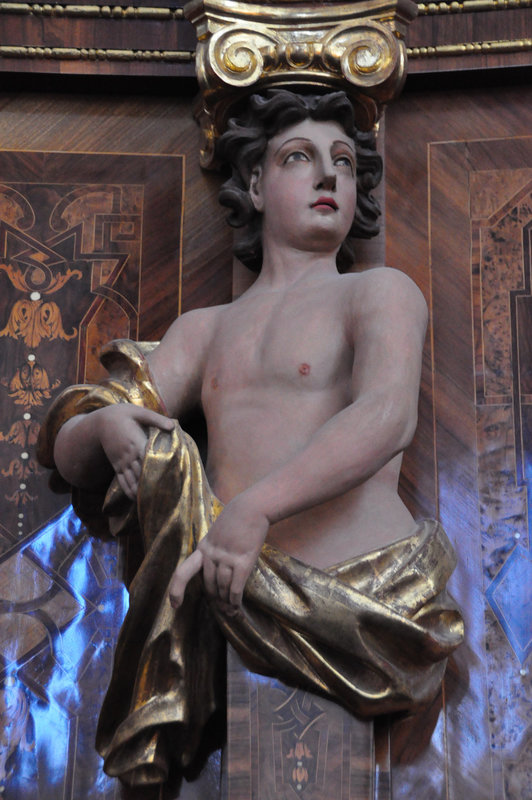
left=54, top=412, right=113, bottom=489
left=242, top=388, right=416, bottom=526
left=53, top=404, right=175, bottom=498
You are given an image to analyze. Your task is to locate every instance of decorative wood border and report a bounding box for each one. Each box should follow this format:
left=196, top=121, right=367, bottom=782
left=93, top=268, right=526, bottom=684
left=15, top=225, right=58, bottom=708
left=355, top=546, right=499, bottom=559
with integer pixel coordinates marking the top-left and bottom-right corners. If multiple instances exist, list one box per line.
left=408, top=36, right=532, bottom=57
left=417, top=0, right=531, bottom=15
left=0, top=45, right=195, bottom=61
left=1, top=0, right=530, bottom=20
left=2, top=40, right=529, bottom=63
left=0, top=2, right=184, bottom=19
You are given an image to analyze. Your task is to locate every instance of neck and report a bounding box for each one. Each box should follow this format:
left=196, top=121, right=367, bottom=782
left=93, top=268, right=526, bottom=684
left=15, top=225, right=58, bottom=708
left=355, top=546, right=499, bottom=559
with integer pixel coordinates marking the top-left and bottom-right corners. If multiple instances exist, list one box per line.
left=253, top=241, right=340, bottom=290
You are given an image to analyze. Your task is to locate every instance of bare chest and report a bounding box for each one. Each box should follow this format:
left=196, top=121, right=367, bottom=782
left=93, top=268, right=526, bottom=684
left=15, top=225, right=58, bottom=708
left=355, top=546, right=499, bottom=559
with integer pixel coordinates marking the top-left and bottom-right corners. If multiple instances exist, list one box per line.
left=202, top=290, right=353, bottom=398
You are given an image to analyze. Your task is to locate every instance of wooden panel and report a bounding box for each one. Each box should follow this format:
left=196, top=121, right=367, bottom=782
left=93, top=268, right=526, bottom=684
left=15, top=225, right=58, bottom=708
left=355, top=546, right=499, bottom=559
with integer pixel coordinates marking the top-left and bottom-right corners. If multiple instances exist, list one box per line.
left=385, top=83, right=532, bottom=799
left=0, top=91, right=232, bottom=799
left=0, top=1, right=196, bottom=77
left=0, top=149, right=184, bottom=543
left=407, top=3, right=532, bottom=73
left=1, top=0, right=531, bottom=79
left=225, top=647, right=375, bottom=800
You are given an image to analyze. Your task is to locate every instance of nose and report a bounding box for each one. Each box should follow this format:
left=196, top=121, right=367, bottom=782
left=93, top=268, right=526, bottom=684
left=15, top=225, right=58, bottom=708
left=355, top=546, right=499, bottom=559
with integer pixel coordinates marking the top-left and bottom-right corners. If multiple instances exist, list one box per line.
left=314, top=172, right=336, bottom=192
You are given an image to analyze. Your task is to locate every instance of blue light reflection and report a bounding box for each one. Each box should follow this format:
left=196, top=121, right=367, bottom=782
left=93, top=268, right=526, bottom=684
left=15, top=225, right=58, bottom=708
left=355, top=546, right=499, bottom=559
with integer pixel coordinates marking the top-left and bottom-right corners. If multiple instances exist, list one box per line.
left=3, top=505, right=129, bottom=799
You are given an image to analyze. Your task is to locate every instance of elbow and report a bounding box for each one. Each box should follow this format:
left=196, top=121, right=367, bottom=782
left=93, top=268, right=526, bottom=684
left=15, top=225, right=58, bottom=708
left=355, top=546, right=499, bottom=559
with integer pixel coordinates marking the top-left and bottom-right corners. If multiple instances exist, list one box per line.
left=379, top=395, right=418, bottom=457
left=398, top=410, right=418, bottom=451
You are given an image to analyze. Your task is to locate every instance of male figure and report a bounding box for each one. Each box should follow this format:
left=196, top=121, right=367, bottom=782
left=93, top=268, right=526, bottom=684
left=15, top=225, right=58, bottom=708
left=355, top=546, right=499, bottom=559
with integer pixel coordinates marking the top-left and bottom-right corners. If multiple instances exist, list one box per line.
left=55, top=92, right=425, bottom=602
left=46, top=91, right=463, bottom=788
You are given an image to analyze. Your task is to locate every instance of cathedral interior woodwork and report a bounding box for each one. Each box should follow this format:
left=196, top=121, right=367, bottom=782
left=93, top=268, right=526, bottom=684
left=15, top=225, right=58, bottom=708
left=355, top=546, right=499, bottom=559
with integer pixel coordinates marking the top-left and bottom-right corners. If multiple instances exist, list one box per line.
left=0, top=1, right=530, bottom=796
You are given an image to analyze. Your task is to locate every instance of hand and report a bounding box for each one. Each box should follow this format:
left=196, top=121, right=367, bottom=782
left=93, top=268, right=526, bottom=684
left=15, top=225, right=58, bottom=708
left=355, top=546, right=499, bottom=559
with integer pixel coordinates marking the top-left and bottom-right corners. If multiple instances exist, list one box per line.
left=169, top=491, right=269, bottom=611
left=95, top=405, right=174, bottom=500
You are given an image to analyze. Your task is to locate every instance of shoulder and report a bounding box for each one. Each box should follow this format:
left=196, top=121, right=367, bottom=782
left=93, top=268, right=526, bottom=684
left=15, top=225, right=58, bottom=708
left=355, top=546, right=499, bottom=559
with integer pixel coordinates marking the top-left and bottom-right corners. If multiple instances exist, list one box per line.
left=340, top=268, right=427, bottom=349
left=152, top=303, right=227, bottom=360
left=164, top=303, right=226, bottom=340
left=146, top=303, right=229, bottom=410
left=349, top=267, right=425, bottom=304
left=347, top=267, right=427, bottom=323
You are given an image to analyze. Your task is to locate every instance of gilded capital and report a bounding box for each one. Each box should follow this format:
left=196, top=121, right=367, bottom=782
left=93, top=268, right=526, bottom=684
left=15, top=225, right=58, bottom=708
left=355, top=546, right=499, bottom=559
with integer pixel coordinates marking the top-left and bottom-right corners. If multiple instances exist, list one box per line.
left=184, top=0, right=418, bottom=166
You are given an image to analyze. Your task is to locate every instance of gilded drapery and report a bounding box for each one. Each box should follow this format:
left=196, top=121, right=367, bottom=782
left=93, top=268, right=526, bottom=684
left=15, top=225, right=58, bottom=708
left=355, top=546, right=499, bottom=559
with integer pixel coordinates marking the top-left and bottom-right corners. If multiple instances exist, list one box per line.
left=37, top=339, right=464, bottom=788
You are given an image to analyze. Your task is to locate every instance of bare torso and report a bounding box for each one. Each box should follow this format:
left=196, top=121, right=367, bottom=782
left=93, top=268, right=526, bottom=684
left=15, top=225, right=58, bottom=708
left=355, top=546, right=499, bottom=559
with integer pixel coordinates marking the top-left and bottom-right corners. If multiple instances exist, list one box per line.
left=184, top=271, right=417, bottom=567
left=52, top=118, right=427, bottom=607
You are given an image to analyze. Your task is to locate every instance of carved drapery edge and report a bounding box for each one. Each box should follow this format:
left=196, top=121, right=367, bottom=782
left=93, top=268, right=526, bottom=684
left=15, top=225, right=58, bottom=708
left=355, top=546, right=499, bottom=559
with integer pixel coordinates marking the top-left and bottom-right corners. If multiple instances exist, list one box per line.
left=408, top=36, right=532, bottom=56
left=417, top=0, right=531, bottom=14
left=0, top=2, right=184, bottom=19
left=185, top=0, right=418, bottom=167
left=0, top=45, right=194, bottom=61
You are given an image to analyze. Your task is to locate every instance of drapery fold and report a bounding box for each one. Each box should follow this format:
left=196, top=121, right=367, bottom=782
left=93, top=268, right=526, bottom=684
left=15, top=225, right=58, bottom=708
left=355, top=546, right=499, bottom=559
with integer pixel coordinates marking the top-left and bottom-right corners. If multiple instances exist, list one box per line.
left=37, top=339, right=464, bottom=788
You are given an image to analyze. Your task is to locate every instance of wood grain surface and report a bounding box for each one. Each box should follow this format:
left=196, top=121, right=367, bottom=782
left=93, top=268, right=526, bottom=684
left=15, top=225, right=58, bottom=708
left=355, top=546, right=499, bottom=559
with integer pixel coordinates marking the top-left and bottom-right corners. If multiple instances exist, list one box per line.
left=0, top=66, right=530, bottom=799
left=0, top=90, right=232, bottom=800
left=385, top=81, right=532, bottom=800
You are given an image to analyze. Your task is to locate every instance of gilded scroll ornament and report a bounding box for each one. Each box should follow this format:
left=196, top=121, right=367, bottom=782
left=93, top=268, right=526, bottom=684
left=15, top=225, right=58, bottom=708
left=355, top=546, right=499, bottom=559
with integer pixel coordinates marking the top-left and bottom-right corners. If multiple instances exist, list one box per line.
left=185, top=0, right=418, bottom=166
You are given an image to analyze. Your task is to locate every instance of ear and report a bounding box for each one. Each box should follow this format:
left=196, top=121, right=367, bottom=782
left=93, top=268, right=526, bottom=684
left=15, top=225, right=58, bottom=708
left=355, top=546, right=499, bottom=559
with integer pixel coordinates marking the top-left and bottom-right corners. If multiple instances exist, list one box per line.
left=249, top=165, right=264, bottom=213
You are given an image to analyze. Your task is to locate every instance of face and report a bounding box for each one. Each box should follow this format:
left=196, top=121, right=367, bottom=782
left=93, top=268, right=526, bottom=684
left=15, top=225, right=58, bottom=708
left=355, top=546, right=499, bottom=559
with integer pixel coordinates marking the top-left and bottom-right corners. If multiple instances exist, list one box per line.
left=249, top=118, right=357, bottom=255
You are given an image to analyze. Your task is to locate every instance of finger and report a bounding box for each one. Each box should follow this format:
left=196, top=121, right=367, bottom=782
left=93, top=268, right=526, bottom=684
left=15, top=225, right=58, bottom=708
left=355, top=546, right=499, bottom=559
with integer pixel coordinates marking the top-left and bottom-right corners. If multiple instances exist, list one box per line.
left=116, top=471, right=136, bottom=501
left=130, top=458, right=142, bottom=479
left=217, top=600, right=240, bottom=617
left=215, top=564, right=233, bottom=603
left=133, top=407, right=175, bottom=432
left=229, top=567, right=248, bottom=608
left=202, top=557, right=217, bottom=598
left=169, top=549, right=203, bottom=608
left=121, top=466, right=139, bottom=497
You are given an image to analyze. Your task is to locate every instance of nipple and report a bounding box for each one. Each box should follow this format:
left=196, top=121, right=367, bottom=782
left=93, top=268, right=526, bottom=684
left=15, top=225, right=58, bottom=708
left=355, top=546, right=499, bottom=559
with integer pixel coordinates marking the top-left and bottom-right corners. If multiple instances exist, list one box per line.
left=298, top=363, right=311, bottom=376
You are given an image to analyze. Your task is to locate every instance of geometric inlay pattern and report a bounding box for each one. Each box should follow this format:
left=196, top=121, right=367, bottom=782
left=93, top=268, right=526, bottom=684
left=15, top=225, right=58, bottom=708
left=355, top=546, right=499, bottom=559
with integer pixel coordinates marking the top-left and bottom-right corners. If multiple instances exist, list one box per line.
left=486, top=544, right=532, bottom=664
left=0, top=149, right=184, bottom=798
left=0, top=150, right=183, bottom=550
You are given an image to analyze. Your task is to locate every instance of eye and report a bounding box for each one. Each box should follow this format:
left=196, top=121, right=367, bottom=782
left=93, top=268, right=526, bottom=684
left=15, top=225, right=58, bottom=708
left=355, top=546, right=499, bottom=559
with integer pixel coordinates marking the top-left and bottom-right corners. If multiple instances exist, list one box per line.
left=284, top=150, right=310, bottom=164
left=334, top=155, right=354, bottom=171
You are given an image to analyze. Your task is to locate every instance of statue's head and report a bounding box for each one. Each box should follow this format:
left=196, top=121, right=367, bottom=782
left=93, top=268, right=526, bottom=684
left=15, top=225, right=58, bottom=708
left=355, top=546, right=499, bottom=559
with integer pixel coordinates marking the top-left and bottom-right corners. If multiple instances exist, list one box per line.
left=217, top=90, right=382, bottom=273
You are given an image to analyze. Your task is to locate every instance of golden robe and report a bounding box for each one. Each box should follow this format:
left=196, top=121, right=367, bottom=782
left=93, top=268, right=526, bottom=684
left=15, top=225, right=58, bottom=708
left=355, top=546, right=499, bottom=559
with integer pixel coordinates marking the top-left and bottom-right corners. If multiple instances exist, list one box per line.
left=37, top=339, right=465, bottom=789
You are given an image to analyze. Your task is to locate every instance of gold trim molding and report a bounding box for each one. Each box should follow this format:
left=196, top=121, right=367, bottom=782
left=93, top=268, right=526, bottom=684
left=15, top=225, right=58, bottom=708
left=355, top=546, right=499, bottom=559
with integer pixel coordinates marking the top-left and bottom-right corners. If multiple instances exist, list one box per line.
left=185, top=0, right=418, bottom=167
left=0, top=2, right=184, bottom=19
left=408, top=36, right=532, bottom=56
left=0, top=45, right=194, bottom=61
left=417, top=0, right=531, bottom=14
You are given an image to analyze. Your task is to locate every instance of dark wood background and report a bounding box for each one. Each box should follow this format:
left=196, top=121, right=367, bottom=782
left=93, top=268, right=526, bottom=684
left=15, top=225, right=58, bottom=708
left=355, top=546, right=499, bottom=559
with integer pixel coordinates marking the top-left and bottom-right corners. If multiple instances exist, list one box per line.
left=0, top=2, right=530, bottom=798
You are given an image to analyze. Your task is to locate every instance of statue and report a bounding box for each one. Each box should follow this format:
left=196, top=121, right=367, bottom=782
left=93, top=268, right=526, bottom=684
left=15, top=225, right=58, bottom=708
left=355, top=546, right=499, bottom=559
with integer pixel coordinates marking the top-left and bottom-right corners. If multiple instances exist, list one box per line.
left=37, top=90, right=464, bottom=791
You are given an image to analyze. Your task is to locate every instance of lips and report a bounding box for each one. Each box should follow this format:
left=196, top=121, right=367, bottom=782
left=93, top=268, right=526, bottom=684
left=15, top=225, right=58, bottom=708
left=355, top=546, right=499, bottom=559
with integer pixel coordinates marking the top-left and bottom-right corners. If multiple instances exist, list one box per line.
left=311, top=196, right=338, bottom=210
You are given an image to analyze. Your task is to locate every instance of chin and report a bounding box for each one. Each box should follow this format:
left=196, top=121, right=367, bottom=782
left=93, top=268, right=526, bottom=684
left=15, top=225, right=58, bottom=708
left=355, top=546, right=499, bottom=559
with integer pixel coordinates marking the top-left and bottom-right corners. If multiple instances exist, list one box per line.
left=297, top=228, right=346, bottom=253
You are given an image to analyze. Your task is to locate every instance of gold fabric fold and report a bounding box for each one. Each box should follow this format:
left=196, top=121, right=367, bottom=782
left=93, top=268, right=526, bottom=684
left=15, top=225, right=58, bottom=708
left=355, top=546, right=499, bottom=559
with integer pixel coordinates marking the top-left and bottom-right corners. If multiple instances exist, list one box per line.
left=220, top=520, right=464, bottom=717
left=37, top=339, right=464, bottom=789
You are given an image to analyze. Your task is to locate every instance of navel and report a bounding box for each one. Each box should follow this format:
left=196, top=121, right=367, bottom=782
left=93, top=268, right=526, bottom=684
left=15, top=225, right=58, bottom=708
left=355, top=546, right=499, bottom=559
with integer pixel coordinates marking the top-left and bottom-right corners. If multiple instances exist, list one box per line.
left=298, top=363, right=311, bottom=376
left=211, top=376, right=219, bottom=390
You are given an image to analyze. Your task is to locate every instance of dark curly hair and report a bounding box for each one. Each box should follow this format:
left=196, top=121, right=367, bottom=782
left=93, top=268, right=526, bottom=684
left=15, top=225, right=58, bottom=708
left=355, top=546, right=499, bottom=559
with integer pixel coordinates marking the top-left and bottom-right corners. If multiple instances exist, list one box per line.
left=216, top=90, right=382, bottom=273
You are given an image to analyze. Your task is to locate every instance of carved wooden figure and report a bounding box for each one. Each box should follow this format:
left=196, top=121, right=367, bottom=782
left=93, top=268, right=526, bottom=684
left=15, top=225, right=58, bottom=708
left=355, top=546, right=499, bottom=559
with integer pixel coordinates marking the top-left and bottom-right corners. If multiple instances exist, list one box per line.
left=37, top=90, right=464, bottom=798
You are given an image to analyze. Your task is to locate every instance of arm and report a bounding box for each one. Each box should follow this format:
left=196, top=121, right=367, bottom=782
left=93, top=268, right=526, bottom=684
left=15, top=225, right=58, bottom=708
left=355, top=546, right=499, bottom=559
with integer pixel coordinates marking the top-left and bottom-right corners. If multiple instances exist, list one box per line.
left=54, top=405, right=175, bottom=499
left=170, top=269, right=428, bottom=609
left=53, top=306, right=218, bottom=498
